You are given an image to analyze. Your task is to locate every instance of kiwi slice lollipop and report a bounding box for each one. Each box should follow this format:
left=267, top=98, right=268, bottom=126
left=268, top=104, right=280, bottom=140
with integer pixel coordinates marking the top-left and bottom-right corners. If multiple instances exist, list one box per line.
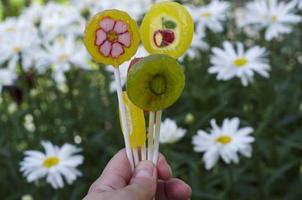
left=127, top=54, right=185, bottom=111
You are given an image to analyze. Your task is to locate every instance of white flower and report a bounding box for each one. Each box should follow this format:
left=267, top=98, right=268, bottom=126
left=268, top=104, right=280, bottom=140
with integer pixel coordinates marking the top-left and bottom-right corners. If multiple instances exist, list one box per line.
left=192, top=117, right=255, bottom=170
left=241, top=0, right=301, bottom=41
left=0, top=68, right=17, bottom=93
left=106, top=45, right=148, bottom=92
left=159, top=118, right=186, bottom=144
left=0, top=18, right=39, bottom=70
left=209, top=41, right=270, bottom=86
left=21, top=3, right=43, bottom=25
left=39, top=3, right=84, bottom=41
left=20, top=141, right=84, bottom=189
left=35, top=35, right=90, bottom=85
left=189, top=1, right=230, bottom=33
left=181, top=30, right=208, bottom=61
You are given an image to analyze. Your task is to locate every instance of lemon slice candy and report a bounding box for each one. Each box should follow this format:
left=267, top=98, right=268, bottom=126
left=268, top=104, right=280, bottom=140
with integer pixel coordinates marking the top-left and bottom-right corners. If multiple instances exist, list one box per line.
left=140, top=2, right=194, bottom=59
left=120, top=92, right=147, bottom=148
left=84, top=9, right=140, bottom=67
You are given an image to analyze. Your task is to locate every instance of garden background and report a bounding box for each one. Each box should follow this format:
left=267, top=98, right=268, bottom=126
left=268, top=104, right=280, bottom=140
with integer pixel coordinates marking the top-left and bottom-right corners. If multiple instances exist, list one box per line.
left=0, top=0, right=302, bottom=199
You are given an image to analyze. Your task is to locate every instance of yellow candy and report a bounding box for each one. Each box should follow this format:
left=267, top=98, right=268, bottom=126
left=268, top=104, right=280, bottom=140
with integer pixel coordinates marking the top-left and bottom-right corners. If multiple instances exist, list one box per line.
left=120, top=92, right=146, bottom=148
left=84, top=10, right=140, bottom=67
left=140, top=2, right=194, bottom=59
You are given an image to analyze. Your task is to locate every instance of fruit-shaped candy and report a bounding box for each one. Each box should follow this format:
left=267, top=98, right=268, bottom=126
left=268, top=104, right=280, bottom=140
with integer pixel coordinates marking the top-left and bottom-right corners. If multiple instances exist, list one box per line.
left=127, top=54, right=185, bottom=111
left=121, top=92, right=147, bottom=148
left=84, top=9, right=140, bottom=67
left=140, top=2, right=194, bottom=59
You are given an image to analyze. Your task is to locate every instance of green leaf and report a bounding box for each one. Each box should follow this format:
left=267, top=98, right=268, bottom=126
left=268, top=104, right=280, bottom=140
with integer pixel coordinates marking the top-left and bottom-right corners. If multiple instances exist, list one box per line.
left=163, top=20, right=177, bottom=29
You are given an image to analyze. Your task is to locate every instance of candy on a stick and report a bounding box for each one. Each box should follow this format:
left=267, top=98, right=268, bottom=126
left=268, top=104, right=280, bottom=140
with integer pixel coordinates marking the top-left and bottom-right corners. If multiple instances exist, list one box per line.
left=84, top=9, right=140, bottom=67
left=127, top=54, right=185, bottom=111
left=121, top=92, right=146, bottom=148
left=140, top=2, right=194, bottom=59
left=84, top=9, right=141, bottom=170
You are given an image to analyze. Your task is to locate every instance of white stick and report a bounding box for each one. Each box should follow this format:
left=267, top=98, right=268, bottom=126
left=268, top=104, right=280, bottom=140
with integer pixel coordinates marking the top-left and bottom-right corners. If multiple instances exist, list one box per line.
left=152, top=111, right=162, bottom=164
left=114, top=67, right=134, bottom=171
left=147, top=112, right=155, bottom=161
left=141, top=143, right=146, bottom=161
left=133, top=148, right=139, bottom=167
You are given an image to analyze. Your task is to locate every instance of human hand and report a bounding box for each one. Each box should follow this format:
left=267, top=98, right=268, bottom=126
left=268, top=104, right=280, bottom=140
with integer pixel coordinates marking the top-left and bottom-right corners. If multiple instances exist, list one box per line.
left=84, top=149, right=192, bottom=200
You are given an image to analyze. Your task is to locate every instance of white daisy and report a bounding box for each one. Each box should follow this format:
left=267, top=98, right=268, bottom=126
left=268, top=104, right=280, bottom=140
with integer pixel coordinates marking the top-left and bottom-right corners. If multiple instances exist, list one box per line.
left=189, top=1, right=230, bottom=33
left=0, top=18, right=39, bottom=70
left=20, top=141, right=84, bottom=189
left=209, top=41, right=270, bottom=86
left=181, top=30, right=209, bottom=61
left=192, top=117, right=255, bottom=170
left=35, top=35, right=90, bottom=85
left=106, top=45, right=148, bottom=92
left=159, top=118, right=186, bottom=144
left=0, top=68, right=17, bottom=93
left=241, top=0, right=301, bottom=41
left=39, top=3, right=84, bottom=41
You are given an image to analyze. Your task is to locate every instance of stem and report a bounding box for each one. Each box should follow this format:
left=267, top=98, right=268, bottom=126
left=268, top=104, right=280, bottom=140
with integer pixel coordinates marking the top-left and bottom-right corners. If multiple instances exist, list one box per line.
left=147, top=112, right=155, bottom=161
left=133, top=148, right=139, bottom=167
left=114, top=67, right=134, bottom=171
left=152, top=110, right=162, bottom=164
left=141, top=143, right=146, bottom=161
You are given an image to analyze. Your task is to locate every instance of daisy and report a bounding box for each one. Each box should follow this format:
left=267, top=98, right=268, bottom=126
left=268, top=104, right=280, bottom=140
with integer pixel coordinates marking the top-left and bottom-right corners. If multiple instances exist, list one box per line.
left=242, top=0, right=301, bottom=41
left=181, top=30, right=208, bottom=61
left=0, top=68, right=17, bottom=94
left=0, top=18, right=39, bottom=70
left=159, top=118, right=187, bottom=144
left=39, top=3, right=84, bottom=41
left=35, top=35, right=90, bottom=85
left=20, top=141, right=84, bottom=189
left=192, top=117, right=255, bottom=170
left=106, top=45, right=148, bottom=92
left=209, top=41, right=270, bottom=86
left=189, top=1, right=230, bottom=33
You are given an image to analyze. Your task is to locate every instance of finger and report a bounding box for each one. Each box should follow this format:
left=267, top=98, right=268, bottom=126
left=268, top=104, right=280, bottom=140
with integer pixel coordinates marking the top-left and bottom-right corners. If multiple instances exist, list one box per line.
left=165, top=178, right=192, bottom=200
left=157, top=154, right=172, bottom=180
left=88, top=149, right=132, bottom=193
left=156, top=179, right=167, bottom=200
left=121, top=161, right=157, bottom=200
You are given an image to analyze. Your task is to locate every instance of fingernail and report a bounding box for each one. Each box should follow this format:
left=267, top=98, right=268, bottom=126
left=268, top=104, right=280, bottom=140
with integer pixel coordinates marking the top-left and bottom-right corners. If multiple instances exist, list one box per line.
left=134, top=161, right=154, bottom=178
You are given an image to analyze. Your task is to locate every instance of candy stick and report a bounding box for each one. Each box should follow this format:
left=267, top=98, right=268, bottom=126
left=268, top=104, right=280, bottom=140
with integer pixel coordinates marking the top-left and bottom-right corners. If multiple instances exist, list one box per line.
left=152, top=110, right=162, bottom=164
left=133, top=148, right=139, bottom=167
left=114, top=68, right=134, bottom=171
left=141, top=143, right=147, bottom=161
left=147, top=112, right=155, bottom=161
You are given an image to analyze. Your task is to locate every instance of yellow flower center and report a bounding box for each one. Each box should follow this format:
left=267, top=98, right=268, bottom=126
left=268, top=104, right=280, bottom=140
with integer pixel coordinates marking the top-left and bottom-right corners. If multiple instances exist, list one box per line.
left=216, top=135, right=232, bottom=144
left=107, top=31, right=118, bottom=42
left=233, top=57, right=248, bottom=67
left=58, top=53, right=70, bottom=62
left=43, top=157, right=60, bottom=168
left=271, top=15, right=278, bottom=22
left=201, top=12, right=211, bottom=18
left=13, top=46, right=22, bottom=53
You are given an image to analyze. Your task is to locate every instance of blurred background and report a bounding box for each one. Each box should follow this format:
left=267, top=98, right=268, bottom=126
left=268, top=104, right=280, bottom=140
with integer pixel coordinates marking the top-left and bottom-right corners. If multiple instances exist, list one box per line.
left=0, top=0, right=302, bottom=199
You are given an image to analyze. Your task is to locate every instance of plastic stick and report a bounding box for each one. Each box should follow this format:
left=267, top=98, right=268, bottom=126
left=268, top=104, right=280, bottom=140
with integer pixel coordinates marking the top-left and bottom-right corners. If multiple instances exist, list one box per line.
left=152, top=111, right=162, bottom=164
left=114, top=67, right=134, bottom=171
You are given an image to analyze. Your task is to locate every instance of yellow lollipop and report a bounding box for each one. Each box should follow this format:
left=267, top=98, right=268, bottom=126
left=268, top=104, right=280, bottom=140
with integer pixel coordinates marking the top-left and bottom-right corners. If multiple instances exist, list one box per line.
left=84, top=9, right=140, bottom=67
left=140, top=2, right=194, bottom=59
left=121, top=92, right=146, bottom=148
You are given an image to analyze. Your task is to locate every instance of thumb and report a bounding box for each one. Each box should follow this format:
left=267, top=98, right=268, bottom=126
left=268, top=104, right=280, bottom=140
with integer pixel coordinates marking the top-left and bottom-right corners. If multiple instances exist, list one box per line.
left=122, top=161, right=157, bottom=200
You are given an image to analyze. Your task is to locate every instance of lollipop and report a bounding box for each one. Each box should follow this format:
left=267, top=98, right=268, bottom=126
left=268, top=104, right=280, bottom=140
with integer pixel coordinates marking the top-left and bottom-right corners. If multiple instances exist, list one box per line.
left=140, top=2, right=194, bottom=58
left=84, top=10, right=141, bottom=170
left=84, top=9, right=140, bottom=67
left=127, top=54, right=185, bottom=163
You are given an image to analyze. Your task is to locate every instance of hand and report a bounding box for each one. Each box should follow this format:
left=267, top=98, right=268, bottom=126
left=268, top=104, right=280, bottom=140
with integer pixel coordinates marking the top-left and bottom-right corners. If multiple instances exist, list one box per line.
left=84, top=149, right=192, bottom=200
